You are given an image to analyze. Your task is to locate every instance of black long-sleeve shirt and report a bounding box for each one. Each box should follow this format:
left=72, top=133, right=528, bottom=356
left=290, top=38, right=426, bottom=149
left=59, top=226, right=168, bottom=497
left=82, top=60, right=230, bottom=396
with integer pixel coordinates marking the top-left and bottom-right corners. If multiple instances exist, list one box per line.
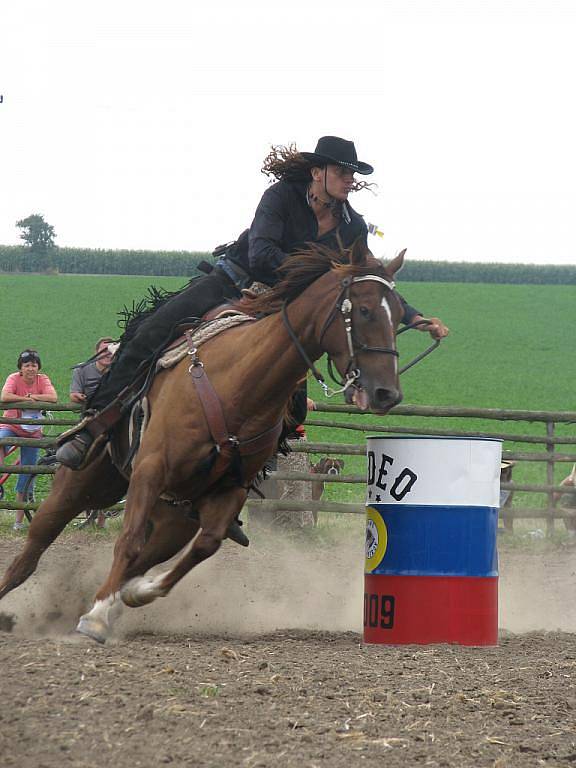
left=223, top=179, right=420, bottom=323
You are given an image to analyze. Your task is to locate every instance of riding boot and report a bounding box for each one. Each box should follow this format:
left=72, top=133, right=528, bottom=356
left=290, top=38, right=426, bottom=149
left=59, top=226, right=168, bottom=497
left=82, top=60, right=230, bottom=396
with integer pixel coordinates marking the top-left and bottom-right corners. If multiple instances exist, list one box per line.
left=225, top=519, right=250, bottom=547
left=56, top=399, right=125, bottom=470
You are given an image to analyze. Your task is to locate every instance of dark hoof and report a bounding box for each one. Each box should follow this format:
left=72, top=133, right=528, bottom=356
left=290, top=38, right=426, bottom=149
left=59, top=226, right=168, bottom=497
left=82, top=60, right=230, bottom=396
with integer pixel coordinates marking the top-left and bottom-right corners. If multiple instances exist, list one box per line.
left=226, top=521, right=249, bottom=547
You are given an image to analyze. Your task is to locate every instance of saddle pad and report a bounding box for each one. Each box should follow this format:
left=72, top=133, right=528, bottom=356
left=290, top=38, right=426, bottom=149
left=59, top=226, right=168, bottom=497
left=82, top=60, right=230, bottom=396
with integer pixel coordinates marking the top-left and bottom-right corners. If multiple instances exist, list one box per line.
left=157, top=312, right=255, bottom=370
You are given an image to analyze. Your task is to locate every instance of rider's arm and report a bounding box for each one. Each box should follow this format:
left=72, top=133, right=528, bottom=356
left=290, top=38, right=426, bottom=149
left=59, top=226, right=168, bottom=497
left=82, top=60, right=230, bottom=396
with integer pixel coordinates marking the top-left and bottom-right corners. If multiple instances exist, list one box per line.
left=398, top=296, right=421, bottom=326
left=248, top=185, right=291, bottom=285
left=411, top=314, right=450, bottom=340
left=398, top=299, right=449, bottom=339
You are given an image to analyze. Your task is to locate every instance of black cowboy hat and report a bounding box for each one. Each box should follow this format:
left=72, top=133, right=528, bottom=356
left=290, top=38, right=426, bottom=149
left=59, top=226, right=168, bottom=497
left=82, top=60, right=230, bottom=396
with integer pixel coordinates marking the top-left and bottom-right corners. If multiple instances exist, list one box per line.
left=301, top=136, right=374, bottom=175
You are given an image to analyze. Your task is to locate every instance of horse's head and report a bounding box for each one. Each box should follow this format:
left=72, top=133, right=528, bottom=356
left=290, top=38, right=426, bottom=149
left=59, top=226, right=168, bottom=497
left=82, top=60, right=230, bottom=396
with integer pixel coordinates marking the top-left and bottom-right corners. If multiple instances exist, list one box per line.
left=317, top=245, right=405, bottom=414
left=238, top=240, right=406, bottom=414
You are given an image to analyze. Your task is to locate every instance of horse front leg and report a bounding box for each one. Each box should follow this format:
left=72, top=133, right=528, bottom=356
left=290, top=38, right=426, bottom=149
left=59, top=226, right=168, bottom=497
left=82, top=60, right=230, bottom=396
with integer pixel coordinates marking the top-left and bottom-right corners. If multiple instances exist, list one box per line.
left=120, top=486, right=246, bottom=608
left=75, top=503, right=199, bottom=645
left=76, top=454, right=166, bottom=642
left=0, top=455, right=127, bottom=602
left=125, top=502, right=201, bottom=579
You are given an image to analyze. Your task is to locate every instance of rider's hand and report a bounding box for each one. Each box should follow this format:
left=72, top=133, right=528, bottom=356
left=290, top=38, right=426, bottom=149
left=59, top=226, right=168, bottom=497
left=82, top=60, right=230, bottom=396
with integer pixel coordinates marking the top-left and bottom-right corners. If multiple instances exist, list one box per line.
left=414, top=315, right=449, bottom=340
left=70, top=392, right=87, bottom=403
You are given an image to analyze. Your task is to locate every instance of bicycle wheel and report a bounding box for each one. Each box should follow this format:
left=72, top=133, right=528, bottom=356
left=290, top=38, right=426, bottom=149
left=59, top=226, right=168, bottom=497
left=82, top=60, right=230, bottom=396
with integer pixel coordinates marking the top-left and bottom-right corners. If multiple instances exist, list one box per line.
left=0, top=446, right=19, bottom=504
left=40, top=410, right=62, bottom=440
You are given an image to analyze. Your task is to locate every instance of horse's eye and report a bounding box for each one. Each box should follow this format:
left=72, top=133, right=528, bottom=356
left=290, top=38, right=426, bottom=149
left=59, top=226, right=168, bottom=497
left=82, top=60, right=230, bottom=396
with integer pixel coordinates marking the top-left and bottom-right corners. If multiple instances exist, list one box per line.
left=359, top=306, right=371, bottom=318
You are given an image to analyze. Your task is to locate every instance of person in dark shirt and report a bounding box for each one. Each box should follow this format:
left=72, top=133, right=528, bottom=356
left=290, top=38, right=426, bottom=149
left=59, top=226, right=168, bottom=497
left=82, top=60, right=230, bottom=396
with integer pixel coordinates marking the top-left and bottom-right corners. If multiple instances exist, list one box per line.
left=56, top=136, right=448, bottom=470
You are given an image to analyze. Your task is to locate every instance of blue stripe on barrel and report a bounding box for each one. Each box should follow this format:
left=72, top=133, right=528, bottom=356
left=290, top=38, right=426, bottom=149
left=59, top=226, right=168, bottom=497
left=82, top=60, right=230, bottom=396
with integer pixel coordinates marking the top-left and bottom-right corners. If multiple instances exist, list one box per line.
left=369, top=504, right=498, bottom=577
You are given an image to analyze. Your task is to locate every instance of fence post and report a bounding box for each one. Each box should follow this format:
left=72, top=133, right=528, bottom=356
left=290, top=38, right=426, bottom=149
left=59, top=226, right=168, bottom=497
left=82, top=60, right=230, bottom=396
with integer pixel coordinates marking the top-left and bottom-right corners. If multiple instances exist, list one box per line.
left=546, top=420, right=555, bottom=536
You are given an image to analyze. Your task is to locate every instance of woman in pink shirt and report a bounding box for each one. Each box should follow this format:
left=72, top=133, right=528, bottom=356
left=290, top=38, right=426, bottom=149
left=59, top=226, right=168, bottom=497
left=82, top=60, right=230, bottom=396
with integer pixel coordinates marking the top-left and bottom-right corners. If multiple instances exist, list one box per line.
left=0, top=349, right=57, bottom=531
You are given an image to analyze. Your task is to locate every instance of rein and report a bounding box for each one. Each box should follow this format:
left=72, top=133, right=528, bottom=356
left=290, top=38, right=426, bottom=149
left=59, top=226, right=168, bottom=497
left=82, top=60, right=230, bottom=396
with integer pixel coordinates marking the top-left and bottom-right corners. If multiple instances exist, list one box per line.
left=397, top=319, right=441, bottom=374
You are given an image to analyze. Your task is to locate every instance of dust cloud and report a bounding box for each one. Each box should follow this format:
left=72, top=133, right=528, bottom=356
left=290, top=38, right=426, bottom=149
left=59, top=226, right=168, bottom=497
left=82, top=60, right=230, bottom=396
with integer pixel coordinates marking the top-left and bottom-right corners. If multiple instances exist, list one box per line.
left=499, top=548, right=576, bottom=633
left=120, top=528, right=366, bottom=639
left=0, top=526, right=367, bottom=640
left=1, top=528, right=576, bottom=640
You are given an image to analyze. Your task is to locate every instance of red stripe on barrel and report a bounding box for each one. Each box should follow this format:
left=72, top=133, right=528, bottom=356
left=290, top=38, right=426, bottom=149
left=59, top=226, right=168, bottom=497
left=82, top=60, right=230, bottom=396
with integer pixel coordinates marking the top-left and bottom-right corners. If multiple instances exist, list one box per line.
left=364, top=573, right=498, bottom=646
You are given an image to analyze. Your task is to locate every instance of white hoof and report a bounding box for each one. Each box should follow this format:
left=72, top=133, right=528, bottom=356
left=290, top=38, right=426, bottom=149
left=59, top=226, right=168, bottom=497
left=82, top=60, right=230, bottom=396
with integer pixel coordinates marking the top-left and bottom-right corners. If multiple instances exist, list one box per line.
left=121, top=575, right=167, bottom=607
left=76, top=615, right=108, bottom=644
left=76, top=593, right=123, bottom=643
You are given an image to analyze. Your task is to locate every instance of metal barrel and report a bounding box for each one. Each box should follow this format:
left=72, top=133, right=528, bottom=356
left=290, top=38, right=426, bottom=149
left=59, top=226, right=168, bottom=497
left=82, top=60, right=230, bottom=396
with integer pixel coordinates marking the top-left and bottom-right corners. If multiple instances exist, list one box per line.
left=364, top=436, right=501, bottom=646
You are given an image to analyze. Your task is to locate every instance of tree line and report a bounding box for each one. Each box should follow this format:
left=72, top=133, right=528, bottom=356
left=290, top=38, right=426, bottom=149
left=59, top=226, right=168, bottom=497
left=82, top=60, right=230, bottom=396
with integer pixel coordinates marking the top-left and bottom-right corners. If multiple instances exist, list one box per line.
left=1, top=244, right=574, bottom=283
left=4, top=214, right=575, bottom=283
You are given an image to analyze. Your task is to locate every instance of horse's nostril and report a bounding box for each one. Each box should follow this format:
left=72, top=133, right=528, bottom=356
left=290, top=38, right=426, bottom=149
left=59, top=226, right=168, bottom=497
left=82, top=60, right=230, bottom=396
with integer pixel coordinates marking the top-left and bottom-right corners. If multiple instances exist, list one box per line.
left=374, top=387, right=402, bottom=407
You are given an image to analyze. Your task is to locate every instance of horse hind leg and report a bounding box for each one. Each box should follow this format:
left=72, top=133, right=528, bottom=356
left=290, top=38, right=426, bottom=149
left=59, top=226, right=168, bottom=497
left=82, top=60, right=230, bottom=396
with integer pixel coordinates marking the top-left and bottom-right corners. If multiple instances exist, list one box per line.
left=121, top=486, right=246, bottom=608
left=0, top=453, right=127, bottom=602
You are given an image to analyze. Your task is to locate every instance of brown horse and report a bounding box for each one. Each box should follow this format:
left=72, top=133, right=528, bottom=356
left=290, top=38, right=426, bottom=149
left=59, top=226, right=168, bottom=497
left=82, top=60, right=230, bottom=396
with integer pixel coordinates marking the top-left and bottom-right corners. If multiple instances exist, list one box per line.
left=0, top=243, right=405, bottom=642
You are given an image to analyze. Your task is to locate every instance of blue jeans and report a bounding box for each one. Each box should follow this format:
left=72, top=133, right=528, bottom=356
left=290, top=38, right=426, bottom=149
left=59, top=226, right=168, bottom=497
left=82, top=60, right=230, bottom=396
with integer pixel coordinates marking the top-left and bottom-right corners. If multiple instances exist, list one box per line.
left=0, top=427, right=40, bottom=494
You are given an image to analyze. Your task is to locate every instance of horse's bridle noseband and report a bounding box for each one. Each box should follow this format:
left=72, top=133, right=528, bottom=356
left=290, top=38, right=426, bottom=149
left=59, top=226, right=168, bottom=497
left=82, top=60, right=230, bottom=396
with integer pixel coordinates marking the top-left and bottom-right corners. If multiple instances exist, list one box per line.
left=282, top=273, right=400, bottom=398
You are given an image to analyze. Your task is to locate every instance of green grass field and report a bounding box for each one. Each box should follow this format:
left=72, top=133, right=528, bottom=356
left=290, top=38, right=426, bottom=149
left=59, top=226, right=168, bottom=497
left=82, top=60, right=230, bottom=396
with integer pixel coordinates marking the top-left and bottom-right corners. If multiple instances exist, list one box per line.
left=1, top=273, right=575, bottom=517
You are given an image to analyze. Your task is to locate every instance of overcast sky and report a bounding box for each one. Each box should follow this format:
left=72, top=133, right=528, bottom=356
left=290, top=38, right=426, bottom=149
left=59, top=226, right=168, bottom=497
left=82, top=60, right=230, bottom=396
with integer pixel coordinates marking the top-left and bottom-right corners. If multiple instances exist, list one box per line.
left=1, top=0, right=575, bottom=265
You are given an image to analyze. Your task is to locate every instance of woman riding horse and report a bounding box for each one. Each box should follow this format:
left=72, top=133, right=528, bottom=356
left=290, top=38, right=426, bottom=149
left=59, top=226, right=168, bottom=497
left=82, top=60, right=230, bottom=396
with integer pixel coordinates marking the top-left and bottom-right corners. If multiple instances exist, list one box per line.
left=56, top=135, right=449, bottom=470
left=0, top=242, right=409, bottom=642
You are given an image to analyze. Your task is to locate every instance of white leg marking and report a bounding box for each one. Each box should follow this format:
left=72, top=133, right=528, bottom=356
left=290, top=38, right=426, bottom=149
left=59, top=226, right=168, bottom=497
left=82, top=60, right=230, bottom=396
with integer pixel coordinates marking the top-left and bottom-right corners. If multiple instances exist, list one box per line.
left=121, top=573, right=169, bottom=607
left=76, top=592, right=123, bottom=643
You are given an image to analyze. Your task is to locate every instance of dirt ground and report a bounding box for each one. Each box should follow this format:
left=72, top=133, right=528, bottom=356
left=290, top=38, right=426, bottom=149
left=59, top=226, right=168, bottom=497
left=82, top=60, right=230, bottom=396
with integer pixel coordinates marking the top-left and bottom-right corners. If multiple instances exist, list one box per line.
left=1, top=527, right=576, bottom=768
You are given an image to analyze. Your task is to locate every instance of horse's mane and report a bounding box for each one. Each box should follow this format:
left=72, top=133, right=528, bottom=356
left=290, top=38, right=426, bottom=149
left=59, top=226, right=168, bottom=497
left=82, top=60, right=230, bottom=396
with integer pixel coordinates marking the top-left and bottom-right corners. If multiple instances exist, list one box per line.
left=238, top=240, right=387, bottom=317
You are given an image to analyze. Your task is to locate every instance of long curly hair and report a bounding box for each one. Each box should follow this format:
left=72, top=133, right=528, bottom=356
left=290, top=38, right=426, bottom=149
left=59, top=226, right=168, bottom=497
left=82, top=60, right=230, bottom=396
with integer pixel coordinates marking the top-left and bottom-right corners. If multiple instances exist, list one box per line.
left=261, top=144, right=374, bottom=193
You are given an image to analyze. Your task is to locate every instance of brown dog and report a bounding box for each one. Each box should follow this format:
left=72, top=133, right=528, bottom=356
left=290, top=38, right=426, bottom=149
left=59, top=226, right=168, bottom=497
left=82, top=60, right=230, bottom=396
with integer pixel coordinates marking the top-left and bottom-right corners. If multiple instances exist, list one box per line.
left=554, top=463, right=576, bottom=535
left=500, top=460, right=516, bottom=532
left=311, top=458, right=345, bottom=525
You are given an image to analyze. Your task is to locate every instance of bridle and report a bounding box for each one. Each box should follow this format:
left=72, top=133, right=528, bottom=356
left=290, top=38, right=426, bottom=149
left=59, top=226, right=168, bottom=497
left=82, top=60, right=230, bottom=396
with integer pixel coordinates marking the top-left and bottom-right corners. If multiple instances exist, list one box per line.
left=281, top=273, right=440, bottom=398
left=282, top=273, right=397, bottom=398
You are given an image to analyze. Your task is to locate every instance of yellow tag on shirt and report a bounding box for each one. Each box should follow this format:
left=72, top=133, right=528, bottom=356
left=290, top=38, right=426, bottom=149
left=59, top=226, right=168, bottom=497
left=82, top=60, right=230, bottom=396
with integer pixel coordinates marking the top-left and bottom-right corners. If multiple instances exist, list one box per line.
left=367, top=222, right=385, bottom=239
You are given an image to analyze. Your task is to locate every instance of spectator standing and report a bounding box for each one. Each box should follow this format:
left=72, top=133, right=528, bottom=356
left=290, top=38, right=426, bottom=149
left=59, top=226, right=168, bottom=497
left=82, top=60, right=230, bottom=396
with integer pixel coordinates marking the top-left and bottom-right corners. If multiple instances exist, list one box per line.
left=69, top=337, right=115, bottom=528
left=70, top=337, right=115, bottom=405
left=0, top=349, right=57, bottom=531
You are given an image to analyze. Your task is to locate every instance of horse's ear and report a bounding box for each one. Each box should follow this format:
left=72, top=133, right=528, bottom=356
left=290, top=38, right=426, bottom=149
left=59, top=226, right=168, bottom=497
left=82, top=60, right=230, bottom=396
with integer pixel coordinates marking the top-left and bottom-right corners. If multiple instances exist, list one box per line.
left=386, top=248, right=406, bottom=277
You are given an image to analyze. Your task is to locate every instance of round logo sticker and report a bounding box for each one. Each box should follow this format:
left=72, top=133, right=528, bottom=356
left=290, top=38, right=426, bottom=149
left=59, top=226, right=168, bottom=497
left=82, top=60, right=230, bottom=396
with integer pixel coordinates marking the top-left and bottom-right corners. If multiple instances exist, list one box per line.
left=365, top=507, right=388, bottom=572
